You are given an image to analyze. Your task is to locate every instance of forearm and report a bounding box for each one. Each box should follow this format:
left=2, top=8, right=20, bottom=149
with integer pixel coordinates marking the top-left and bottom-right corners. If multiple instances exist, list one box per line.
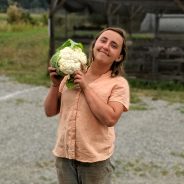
left=44, top=85, right=61, bottom=117
left=83, top=86, right=122, bottom=127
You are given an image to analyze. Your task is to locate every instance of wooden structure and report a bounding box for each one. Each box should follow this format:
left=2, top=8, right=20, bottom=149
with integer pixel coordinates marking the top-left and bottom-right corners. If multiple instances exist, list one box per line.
left=48, top=0, right=184, bottom=82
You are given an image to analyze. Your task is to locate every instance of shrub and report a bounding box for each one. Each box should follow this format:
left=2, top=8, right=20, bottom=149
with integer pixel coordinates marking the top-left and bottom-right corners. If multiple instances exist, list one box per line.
left=6, top=4, right=23, bottom=23
left=6, top=4, right=35, bottom=25
left=21, top=11, right=35, bottom=25
left=41, top=13, right=48, bottom=26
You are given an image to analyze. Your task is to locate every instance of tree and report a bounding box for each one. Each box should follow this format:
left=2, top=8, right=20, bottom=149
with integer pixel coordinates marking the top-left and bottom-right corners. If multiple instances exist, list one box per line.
left=0, top=0, right=8, bottom=11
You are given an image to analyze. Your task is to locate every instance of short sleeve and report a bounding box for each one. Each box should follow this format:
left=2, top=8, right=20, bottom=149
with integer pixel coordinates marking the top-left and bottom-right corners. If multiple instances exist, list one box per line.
left=109, top=77, right=130, bottom=112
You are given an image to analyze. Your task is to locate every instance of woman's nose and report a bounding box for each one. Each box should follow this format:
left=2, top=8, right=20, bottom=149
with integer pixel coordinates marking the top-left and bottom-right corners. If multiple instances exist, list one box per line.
left=102, top=42, right=109, bottom=50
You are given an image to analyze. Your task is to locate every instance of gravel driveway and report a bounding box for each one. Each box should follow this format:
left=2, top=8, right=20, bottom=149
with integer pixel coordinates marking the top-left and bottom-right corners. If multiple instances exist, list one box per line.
left=0, top=75, right=184, bottom=184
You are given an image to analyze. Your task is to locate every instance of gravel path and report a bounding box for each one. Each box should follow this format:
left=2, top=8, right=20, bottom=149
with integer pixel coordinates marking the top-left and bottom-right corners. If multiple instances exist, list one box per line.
left=0, top=75, right=184, bottom=184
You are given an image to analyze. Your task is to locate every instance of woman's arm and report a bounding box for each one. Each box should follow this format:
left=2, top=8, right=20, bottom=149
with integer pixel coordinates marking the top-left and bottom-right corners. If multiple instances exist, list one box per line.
left=44, top=85, right=61, bottom=117
left=83, top=86, right=124, bottom=127
left=74, top=70, right=126, bottom=127
left=44, top=67, right=63, bottom=117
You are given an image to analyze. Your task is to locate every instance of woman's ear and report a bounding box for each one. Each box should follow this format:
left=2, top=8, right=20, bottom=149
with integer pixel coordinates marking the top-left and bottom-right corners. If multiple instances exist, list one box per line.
left=115, top=55, right=123, bottom=62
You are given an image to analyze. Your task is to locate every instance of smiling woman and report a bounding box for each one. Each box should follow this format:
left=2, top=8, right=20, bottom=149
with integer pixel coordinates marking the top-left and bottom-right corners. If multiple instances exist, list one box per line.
left=89, top=27, right=127, bottom=77
left=44, top=27, right=130, bottom=184
left=92, top=30, right=124, bottom=72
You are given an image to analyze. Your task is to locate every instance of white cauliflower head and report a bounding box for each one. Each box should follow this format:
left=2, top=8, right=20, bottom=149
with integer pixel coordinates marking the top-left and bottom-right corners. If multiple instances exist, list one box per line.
left=50, top=39, right=88, bottom=89
left=58, top=47, right=87, bottom=75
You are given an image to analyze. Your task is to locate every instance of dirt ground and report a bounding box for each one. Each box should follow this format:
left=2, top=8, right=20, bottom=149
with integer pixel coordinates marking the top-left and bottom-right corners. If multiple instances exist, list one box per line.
left=0, top=76, right=184, bottom=184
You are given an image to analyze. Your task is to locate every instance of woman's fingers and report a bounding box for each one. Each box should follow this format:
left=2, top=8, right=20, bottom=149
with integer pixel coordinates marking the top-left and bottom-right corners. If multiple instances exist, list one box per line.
left=73, top=70, right=88, bottom=90
left=74, top=71, right=83, bottom=80
left=48, top=66, right=56, bottom=72
left=48, top=67, right=59, bottom=77
left=50, top=72, right=58, bottom=78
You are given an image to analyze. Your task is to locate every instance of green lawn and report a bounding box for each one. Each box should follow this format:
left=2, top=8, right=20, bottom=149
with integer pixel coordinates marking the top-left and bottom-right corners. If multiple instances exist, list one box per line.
left=0, top=24, right=50, bottom=86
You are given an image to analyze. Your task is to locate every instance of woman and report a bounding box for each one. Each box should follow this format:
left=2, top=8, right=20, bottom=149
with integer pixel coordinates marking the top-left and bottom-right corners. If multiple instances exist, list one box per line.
left=44, top=27, right=130, bottom=184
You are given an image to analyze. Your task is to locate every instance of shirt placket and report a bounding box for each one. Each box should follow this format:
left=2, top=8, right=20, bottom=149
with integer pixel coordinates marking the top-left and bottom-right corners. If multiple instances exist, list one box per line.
left=67, top=89, right=81, bottom=159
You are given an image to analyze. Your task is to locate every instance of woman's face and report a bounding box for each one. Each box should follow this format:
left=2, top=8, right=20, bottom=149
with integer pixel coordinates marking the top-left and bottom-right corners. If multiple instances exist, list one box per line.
left=93, top=30, right=124, bottom=66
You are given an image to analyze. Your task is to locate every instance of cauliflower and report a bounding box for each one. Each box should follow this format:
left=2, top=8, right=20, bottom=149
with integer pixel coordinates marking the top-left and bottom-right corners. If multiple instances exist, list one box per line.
left=50, top=39, right=87, bottom=89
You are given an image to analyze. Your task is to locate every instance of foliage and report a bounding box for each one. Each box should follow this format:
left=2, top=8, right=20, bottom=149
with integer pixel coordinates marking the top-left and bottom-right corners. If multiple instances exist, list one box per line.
left=6, top=3, right=36, bottom=24
left=5, top=3, right=48, bottom=26
left=6, top=4, right=23, bottom=23
left=40, top=13, right=48, bottom=26
left=129, top=78, right=184, bottom=91
left=0, top=0, right=48, bottom=12
left=129, top=78, right=184, bottom=103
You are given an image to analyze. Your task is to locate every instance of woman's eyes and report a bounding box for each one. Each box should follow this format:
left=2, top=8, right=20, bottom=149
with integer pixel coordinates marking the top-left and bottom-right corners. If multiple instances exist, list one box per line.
left=99, top=38, right=118, bottom=49
left=100, top=38, right=106, bottom=43
left=111, top=44, right=118, bottom=49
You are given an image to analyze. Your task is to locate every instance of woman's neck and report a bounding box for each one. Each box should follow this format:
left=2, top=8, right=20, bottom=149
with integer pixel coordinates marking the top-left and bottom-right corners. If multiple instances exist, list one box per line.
left=88, top=62, right=110, bottom=77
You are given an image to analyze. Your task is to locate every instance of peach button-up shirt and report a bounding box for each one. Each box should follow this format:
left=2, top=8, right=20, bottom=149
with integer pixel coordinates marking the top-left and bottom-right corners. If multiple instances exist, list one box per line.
left=53, top=71, right=130, bottom=163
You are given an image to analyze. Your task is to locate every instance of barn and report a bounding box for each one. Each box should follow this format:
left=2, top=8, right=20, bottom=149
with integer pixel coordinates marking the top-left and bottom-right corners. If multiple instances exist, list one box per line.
left=47, top=0, right=184, bottom=82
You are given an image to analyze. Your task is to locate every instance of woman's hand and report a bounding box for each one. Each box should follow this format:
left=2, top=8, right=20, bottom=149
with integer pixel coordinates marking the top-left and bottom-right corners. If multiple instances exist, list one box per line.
left=48, top=66, right=63, bottom=87
left=74, top=70, right=89, bottom=90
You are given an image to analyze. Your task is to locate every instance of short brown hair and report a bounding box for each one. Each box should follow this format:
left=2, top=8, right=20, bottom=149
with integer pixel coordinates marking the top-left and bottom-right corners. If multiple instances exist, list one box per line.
left=88, top=27, right=127, bottom=77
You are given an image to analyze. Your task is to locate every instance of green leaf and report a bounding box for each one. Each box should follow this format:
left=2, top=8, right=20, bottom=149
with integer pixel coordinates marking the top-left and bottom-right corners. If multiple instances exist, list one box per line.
left=56, top=70, right=65, bottom=76
left=66, top=78, right=75, bottom=89
left=50, top=52, right=65, bottom=76
left=73, top=42, right=83, bottom=50
left=50, top=51, right=60, bottom=68
left=57, top=39, right=84, bottom=51
left=58, top=39, right=72, bottom=50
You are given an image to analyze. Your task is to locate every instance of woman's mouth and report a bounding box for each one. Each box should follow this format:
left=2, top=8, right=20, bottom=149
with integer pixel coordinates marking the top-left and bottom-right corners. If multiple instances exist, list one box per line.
left=99, top=50, right=109, bottom=56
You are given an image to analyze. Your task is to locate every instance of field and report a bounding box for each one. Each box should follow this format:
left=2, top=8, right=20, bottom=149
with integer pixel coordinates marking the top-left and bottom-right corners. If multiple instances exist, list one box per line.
left=0, top=13, right=184, bottom=104
left=0, top=13, right=49, bottom=86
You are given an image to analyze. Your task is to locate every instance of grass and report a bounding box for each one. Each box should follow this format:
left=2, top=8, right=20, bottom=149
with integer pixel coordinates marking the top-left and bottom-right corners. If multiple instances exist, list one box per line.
left=171, top=151, right=184, bottom=159
left=0, top=13, right=184, bottom=104
left=130, top=104, right=149, bottom=111
left=131, top=88, right=184, bottom=104
left=114, top=158, right=184, bottom=178
left=0, top=21, right=50, bottom=86
left=179, top=106, right=184, bottom=113
left=0, top=13, right=7, bottom=21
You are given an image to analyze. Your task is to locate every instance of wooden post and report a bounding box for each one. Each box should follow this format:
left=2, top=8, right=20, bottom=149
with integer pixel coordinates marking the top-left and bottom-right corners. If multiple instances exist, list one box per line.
left=47, top=0, right=66, bottom=69
left=155, top=13, right=160, bottom=39
left=151, top=12, right=160, bottom=78
left=65, top=9, right=68, bottom=38
left=47, top=0, right=56, bottom=72
left=48, top=7, right=55, bottom=60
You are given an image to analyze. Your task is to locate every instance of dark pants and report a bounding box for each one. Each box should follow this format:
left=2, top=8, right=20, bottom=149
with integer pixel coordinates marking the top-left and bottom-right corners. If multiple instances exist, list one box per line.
left=55, top=157, right=114, bottom=184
